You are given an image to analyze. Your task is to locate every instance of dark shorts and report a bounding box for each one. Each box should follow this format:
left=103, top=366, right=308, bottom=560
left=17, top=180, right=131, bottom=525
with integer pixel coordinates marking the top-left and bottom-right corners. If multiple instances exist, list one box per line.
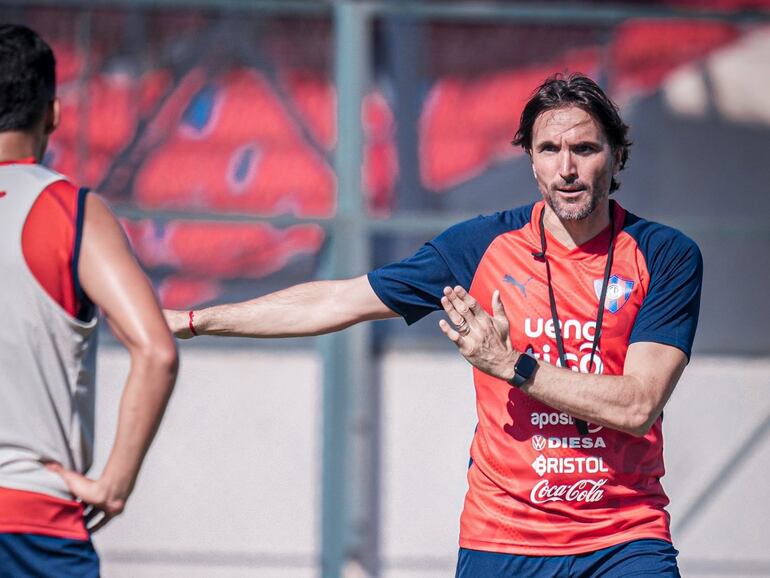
left=0, top=533, right=100, bottom=578
left=456, top=538, right=680, bottom=578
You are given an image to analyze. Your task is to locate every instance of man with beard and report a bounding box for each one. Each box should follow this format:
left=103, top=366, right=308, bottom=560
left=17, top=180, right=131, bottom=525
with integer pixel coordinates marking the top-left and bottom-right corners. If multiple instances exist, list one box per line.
left=166, top=74, right=701, bottom=577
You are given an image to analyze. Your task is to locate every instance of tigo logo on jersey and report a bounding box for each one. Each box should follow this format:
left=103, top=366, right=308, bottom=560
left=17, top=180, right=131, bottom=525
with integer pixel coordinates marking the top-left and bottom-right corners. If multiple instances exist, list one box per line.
left=594, top=274, right=634, bottom=313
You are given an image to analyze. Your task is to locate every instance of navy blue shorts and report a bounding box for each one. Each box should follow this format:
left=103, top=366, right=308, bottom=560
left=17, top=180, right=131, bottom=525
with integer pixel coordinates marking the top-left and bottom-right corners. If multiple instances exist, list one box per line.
left=0, top=533, right=100, bottom=578
left=456, top=538, right=680, bottom=578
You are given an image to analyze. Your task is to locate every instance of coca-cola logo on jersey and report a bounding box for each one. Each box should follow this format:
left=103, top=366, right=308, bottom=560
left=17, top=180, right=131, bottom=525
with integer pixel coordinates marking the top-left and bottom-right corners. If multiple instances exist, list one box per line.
left=530, top=479, right=607, bottom=504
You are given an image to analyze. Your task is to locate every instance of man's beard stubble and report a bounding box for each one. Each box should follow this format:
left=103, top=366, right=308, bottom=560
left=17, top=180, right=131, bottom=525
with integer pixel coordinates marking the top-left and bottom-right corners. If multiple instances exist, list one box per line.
left=544, top=186, right=604, bottom=222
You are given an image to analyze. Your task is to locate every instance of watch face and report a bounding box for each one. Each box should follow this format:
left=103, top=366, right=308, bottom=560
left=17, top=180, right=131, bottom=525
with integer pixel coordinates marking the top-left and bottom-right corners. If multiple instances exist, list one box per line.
left=515, top=353, right=538, bottom=378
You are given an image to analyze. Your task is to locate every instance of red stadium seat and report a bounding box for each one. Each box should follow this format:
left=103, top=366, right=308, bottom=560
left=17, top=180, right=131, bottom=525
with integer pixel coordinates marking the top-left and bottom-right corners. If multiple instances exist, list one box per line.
left=419, top=48, right=600, bottom=191
left=49, top=69, right=170, bottom=185
left=122, top=219, right=325, bottom=278
left=156, top=276, right=222, bottom=311
left=122, top=219, right=326, bottom=307
left=362, top=91, right=398, bottom=214
left=610, top=20, right=740, bottom=98
left=132, top=68, right=337, bottom=217
left=282, top=70, right=336, bottom=149
left=418, top=21, right=742, bottom=192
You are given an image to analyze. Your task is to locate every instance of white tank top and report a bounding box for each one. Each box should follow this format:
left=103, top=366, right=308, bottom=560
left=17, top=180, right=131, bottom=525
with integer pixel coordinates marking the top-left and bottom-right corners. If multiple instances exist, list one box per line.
left=0, top=163, right=98, bottom=500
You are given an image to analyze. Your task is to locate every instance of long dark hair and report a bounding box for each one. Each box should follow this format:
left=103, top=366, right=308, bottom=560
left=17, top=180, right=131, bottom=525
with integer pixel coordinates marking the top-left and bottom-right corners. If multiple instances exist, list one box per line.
left=512, top=73, right=631, bottom=193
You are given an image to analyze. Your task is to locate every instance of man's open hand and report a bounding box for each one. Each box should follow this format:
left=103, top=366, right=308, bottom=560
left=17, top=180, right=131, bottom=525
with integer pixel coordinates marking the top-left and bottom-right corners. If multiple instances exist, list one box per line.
left=438, top=286, right=519, bottom=382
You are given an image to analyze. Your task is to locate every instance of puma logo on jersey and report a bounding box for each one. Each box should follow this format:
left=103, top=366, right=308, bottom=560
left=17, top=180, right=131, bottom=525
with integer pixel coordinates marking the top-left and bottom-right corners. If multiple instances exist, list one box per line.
left=503, top=274, right=534, bottom=297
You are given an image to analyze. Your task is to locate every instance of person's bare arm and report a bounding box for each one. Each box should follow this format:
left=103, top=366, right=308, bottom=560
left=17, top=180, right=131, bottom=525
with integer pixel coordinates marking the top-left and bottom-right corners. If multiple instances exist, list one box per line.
left=47, top=194, right=178, bottom=532
left=515, top=341, right=686, bottom=436
left=439, top=286, right=687, bottom=437
left=165, top=275, right=399, bottom=339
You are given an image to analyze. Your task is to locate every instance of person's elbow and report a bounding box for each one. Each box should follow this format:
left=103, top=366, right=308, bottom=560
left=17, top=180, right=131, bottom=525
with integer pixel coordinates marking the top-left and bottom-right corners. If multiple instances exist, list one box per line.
left=134, top=335, right=179, bottom=382
left=619, top=400, right=660, bottom=438
left=154, top=339, right=179, bottom=377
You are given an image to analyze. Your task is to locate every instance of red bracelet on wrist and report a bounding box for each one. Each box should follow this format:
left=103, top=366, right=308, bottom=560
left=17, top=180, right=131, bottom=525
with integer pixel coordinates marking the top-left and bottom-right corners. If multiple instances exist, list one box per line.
left=188, top=310, right=198, bottom=336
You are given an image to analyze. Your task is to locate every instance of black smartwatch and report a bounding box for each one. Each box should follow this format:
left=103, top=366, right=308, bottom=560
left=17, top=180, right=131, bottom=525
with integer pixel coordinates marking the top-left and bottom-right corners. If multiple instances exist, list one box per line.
left=508, top=352, right=537, bottom=388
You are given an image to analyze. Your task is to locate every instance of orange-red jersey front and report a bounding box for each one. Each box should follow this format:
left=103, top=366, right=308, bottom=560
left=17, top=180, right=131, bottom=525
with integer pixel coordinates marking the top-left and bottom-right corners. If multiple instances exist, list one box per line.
left=368, top=200, right=702, bottom=556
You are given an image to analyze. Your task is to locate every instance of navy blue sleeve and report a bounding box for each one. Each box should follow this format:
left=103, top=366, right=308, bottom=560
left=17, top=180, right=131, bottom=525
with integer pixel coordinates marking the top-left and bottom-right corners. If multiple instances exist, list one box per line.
left=368, top=205, right=533, bottom=325
left=367, top=242, right=458, bottom=324
left=72, top=187, right=96, bottom=322
left=626, top=217, right=703, bottom=358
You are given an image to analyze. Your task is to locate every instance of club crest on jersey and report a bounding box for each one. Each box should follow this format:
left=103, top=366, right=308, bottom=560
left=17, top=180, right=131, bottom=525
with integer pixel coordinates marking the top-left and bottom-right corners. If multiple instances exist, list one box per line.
left=594, top=274, right=634, bottom=313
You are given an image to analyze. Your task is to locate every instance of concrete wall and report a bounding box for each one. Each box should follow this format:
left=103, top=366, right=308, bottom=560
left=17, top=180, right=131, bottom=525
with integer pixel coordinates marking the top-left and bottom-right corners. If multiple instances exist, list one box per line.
left=90, top=347, right=770, bottom=577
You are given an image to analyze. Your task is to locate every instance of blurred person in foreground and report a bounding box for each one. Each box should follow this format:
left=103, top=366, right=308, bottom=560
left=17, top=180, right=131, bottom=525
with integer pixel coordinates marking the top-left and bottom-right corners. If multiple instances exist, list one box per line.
left=0, top=24, right=178, bottom=577
left=166, top=73, right=701, bottom=577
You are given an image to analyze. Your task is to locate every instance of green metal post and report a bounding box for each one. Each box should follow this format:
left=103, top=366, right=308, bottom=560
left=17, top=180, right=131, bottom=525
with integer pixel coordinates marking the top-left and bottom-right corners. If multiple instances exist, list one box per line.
left=320, top=2, right=376, bottom=577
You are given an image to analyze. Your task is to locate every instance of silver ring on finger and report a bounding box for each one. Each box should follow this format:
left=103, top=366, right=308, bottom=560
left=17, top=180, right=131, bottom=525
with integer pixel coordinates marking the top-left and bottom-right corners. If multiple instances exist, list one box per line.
left=457, top=320, right=471, bottom=336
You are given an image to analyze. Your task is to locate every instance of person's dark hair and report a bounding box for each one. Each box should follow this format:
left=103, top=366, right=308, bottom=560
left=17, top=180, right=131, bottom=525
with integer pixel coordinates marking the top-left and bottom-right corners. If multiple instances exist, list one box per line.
left=512, top=73, right=631, bottom=193
left=0, top=24, right=56, bottom=132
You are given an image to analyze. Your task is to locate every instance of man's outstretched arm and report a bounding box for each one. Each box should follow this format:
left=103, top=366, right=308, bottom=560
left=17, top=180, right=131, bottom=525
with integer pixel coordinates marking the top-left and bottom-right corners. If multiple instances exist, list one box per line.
left=48, top=194, right=179, bottom=532
left=165, top=275, right=399, bottom=339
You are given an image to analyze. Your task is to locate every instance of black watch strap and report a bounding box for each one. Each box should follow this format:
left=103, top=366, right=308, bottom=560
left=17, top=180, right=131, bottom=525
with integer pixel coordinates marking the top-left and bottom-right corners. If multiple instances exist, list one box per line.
left=508, top=352, right=537, bottom=388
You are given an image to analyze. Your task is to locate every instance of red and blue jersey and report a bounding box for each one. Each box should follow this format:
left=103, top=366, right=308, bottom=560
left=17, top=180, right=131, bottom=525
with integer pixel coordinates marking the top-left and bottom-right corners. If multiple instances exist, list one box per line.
left=368, top=200, right=702, bottom=555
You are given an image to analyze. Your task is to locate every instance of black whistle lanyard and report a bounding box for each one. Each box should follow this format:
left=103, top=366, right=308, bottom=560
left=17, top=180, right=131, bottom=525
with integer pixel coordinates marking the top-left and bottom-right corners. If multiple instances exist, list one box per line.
left=536, top=202, right=615, bottom=436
